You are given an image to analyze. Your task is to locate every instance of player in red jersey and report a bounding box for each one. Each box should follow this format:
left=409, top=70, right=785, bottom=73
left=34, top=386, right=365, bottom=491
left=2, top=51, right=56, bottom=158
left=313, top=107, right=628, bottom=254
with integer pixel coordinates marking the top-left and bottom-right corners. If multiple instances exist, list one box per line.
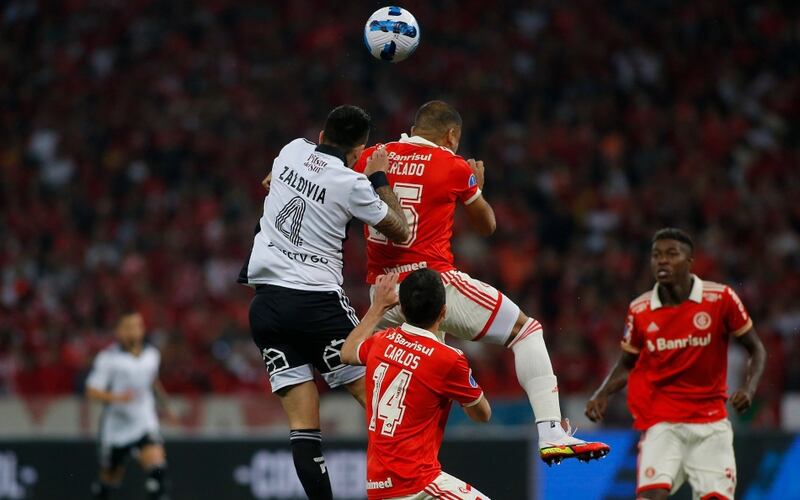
left=352, top=101, right=608, bottom=463
left=585, top=228, right=767, bottom=500
left=341, top=269, right=492, bottom=500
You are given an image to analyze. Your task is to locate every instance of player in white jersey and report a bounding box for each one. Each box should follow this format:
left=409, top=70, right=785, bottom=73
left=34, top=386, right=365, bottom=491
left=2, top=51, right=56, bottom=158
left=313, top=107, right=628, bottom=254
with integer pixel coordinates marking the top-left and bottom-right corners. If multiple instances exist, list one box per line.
left=239, top=105, right=408, bottom=500
left=86, top=310, right=171, bottom=500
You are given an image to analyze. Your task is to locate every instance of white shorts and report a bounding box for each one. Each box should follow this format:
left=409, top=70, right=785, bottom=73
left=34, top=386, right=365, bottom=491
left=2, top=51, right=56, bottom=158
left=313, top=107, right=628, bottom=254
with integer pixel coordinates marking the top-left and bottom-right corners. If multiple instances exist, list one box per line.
left=638, top=420, right=737, bottom=499
left=387, top=471, right=490, bottom=500
left=370, top=270, right=521, bottom=345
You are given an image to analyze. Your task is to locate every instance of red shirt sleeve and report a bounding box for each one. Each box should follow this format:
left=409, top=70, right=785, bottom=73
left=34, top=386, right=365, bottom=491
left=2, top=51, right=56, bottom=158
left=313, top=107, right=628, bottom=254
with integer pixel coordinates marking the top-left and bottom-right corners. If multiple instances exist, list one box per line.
left=621, top=307, right=642, bottom=354
left=451, top=157, right=480, bottom=205
left=440, top=355, right=483, bottom=406
left=353, top=145, right=379, bottom=175
left=723, top=286, right=753, bottom=337
left=356, top=336, right=377, bottom=365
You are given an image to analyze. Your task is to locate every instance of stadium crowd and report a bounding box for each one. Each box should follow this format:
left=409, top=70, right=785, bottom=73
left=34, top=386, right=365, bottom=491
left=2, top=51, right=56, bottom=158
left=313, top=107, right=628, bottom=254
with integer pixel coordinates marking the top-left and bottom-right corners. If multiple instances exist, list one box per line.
left=1, top=0, right=798, bottom=427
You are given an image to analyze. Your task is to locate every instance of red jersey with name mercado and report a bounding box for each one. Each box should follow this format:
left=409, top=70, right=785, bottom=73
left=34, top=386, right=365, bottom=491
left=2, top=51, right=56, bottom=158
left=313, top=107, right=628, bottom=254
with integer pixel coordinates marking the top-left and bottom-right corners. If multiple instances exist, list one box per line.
left=621, top=276, right=753, bottom=430
left=356, top=323, right=483, bottom=499
left=353, top=135, right=481, bottom=284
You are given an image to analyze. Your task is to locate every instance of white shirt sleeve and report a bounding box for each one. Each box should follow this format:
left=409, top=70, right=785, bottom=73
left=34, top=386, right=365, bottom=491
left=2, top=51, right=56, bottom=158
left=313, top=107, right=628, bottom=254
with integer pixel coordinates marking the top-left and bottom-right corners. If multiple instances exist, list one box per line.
left=85, top=352, right=111, bottom=391
left=347, top=174, right=388, bottom=226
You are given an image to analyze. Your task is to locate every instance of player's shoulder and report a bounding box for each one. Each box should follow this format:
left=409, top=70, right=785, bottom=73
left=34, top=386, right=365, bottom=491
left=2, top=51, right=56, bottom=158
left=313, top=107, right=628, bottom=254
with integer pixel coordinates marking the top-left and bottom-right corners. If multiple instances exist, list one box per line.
left=629, top=290, right=653, bottom=314
left=702, top=280, right=729, bottom=293
left=100, top=342, right=123, bottom=354
left=429, top=339, right=465, bottom=363
left=701, top=280, right=734, bottom=303
left=279, top=137, right=315, bottom=156
left=143, top=343, right=161, bottom=357
left=94, top=342, right=122, bottom=362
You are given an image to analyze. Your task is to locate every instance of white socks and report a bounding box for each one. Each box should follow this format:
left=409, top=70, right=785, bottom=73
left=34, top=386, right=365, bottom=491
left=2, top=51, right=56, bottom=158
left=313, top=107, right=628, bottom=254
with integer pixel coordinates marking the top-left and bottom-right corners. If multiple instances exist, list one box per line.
left=509, top=319, right=563, bottom=425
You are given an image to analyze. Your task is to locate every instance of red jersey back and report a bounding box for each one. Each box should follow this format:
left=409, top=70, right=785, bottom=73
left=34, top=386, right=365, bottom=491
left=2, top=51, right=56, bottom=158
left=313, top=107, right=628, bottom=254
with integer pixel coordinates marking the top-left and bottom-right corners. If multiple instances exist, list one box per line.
left=621, top=276, right=753, bottom=430
left=356, top=323, right=483, bottom=499
left=353, top=136, right=480, bottom=283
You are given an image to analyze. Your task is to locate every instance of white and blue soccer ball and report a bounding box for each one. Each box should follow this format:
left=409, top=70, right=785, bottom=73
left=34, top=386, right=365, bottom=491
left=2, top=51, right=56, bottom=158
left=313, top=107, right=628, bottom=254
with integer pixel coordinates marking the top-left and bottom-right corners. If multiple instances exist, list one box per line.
left=364, top=6, right=420, bottom=63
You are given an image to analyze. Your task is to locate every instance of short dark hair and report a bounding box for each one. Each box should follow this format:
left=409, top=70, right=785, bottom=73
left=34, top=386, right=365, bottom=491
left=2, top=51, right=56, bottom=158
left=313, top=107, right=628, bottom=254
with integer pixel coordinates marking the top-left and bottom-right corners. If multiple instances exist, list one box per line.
left=652, top=227, right=694, bottom=253
left=413, top=101, right=462, bottom=135
left=399, top=269, right=446, bottom=329
left=322, top=105, right=371, bottom=151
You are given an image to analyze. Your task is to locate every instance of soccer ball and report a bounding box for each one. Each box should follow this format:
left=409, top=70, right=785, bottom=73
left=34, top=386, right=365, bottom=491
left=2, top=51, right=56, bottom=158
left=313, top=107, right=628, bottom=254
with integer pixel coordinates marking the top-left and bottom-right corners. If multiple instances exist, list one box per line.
left=364, top=6, right=420, bottom=63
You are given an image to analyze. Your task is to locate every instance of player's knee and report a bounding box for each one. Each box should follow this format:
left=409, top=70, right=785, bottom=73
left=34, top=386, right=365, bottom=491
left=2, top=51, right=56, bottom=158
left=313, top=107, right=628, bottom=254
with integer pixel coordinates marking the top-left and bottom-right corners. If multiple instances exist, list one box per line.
left=139, top=444, right=166, bottom=468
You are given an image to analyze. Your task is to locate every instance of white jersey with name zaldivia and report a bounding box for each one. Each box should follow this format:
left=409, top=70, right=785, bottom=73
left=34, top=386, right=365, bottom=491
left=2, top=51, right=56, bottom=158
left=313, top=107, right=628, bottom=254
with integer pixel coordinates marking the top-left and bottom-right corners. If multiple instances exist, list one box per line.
left=240, top=138, right=388, bottom=291
left=86, top=343, right=160, bottom=446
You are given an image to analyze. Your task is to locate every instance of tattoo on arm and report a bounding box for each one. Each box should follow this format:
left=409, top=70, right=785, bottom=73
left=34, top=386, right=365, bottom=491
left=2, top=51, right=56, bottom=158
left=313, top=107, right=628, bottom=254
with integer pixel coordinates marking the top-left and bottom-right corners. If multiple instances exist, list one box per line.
left=373, top=186, right=409, bottom=243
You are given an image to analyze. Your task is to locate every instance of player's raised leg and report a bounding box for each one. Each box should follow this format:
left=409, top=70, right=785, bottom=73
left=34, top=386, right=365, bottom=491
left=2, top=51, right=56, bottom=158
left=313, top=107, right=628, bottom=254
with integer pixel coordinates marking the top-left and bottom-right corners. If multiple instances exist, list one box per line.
left=438, top=270, right=610, bottom=464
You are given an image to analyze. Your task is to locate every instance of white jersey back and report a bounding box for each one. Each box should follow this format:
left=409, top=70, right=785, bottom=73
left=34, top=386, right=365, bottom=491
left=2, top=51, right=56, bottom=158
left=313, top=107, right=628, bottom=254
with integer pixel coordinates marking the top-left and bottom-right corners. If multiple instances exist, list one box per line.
left=86, top=343, right=160, bottom=446
left=239, top=138, right=387, bottom=291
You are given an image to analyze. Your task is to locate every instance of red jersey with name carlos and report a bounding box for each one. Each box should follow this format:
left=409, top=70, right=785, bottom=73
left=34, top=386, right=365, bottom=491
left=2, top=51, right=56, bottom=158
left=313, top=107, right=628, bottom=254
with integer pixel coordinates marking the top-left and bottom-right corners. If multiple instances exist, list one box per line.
left=621, top=276, right=753, bottom=430
left=353, top=135, right=481, bottom=284
left=356, top=323, right=483, bottom=499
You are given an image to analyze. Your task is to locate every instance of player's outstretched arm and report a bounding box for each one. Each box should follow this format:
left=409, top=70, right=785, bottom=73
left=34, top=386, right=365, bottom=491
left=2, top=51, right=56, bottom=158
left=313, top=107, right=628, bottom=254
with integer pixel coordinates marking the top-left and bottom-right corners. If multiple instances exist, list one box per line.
left=730, top=328, right=767, bottom=414
left=585, top=351, right=638, bottom=422
left=340, top=273, right=399, bottom=365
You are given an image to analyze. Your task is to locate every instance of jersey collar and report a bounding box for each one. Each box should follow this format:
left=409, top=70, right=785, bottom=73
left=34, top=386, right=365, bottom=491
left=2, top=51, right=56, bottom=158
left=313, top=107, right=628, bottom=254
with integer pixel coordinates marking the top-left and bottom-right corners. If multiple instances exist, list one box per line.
left=399, top=133, right=455, bottom=154
left=315, top=144, right=348, bottom=165
left=400, top=322, right=443, bottom=343
left=650, top=274, right=704, bottom=310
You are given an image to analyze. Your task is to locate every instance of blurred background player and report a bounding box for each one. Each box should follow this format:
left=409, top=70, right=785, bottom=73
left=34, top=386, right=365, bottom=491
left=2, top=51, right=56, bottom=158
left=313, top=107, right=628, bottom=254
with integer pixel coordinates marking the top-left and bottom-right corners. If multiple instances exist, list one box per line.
left=239, top=105, right=408, bottom=499
left=585, top=228, right=767, bottom=499
left=341, top=269, right=492, bottom=500
left=85, top=310, right=171, bottom=500
left=351, top=100, right=609, bottom=464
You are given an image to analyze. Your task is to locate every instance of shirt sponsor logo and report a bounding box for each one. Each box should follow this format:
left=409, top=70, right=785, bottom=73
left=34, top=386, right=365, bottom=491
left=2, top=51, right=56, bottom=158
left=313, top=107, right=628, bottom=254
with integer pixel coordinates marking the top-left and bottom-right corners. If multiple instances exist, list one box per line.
left=268, top=242, right=329, bottom=264
left=647, top=333, right=712, bottom=352
left=383, top=261, right=427, bottom=274
left=387, top=152, right=432, bottom=162
left=367, top=477, right=393, bottom=490
left=385, top=332, right=435, bottom=357
left=693, top=312, right=712, bottom=330
left=303, top=153, right=328, bottom=173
